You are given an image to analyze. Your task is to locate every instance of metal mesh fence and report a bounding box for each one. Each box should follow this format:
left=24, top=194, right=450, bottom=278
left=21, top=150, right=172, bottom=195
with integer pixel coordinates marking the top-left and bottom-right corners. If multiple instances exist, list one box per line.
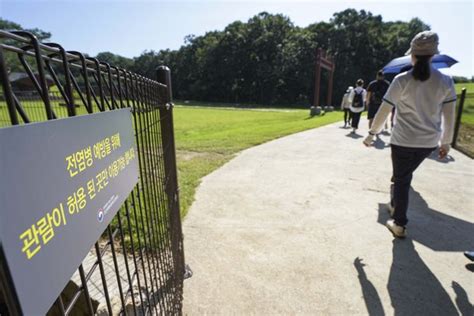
left=0, top=30, right=184, bottom=315
left=0, top=91, right=70, bottom=126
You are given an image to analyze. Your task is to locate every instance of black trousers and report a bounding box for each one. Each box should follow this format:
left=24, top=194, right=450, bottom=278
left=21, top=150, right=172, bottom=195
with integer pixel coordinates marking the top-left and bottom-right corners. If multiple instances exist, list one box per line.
left=351, top=111, right=362, bottom=129
left=390, top=144, right=436, bottom=226
left=343, top=108, right=352, bottom=124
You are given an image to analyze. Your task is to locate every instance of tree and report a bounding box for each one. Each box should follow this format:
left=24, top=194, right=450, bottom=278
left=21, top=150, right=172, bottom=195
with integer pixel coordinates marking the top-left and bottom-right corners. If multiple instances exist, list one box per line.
left=95, top=52, right=133, bottom=69
left=0, top=18, right=51, bottom=41
left=452, top=76, right=471, bottom=83
left=0, top=18, right=52, bottom=72
left=135, top=10, right=430, bottom=105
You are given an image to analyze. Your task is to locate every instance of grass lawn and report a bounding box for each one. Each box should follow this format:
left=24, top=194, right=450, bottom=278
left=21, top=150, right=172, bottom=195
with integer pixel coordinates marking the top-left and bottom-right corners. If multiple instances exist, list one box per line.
left=454, top=82, right=474, bottom=94
left=0, top=99, right=91, bottom=128
left=173, top=105, right=342, bottom=217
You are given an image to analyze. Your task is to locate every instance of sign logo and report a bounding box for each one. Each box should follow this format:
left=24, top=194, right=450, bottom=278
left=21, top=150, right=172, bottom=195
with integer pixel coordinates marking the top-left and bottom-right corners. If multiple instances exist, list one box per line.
left=97, top=209, right=105, bottom=223
left=96, top=195, right=119, bottom=223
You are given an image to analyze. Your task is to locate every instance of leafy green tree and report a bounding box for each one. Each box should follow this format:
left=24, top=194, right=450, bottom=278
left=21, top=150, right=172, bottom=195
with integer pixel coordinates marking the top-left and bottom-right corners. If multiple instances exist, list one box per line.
left=95, top=52, right=134, bottom=69
left=2, top=10, right=431, bottom=106
left=0, top=18, right=51, bottom=41
left=0, top=18, right=21, bottom=31
left=0, top=18, right=52, bottom=72
left=139, top=10, right=430, bottom=106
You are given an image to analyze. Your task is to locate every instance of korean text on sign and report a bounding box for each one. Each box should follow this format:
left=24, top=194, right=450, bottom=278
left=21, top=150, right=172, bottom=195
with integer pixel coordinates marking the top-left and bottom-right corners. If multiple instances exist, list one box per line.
left=19, top=204, right=67, bottom=259
left=65, top=133, right=121, bottom=177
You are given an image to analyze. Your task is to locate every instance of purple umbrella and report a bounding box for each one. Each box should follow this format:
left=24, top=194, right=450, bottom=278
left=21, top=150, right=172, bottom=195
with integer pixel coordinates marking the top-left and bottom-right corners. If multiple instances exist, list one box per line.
left=383, top=54, right=458, bottom=74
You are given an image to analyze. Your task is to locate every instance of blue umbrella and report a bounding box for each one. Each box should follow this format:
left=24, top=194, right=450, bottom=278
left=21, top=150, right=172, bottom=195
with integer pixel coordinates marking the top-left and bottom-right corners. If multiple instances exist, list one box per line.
left=382, top=54, right=458, bottom=74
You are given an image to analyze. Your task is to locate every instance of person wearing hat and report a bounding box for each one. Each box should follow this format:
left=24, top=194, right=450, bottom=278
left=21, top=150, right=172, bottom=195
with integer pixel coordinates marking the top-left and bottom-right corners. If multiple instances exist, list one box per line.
left=340, top=86, right=353, bottom=128
left=363, top=31, right=456, bottom=238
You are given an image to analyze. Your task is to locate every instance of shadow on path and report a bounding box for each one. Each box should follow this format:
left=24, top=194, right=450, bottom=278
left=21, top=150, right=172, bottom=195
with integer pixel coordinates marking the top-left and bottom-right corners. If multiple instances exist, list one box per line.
left=367, top=191, right=474, bottom=315
left=346, top=132, right=363, bottom=139
left=452, top=281, right=474, bottom=316
left=377, top=188, right=474, bottom=251
left=387, top=238, right=459, bottom=315
left=427, top=149, right=456, bottom=164
left=354, top=257, right=385, bottom=316
left=353, top=236, right=468, bottom=315
left=373, top=137, right=390, bottom=150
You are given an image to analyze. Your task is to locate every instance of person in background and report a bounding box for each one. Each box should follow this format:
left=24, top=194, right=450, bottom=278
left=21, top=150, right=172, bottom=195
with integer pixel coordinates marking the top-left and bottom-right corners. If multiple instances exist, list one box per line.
left=340, top=86, right=354, bottom=128
left=363, top=31, right=456, bottom=238
left=348, top=79, right=367, bottom=134
left=367, top=70, right=390, bottom=130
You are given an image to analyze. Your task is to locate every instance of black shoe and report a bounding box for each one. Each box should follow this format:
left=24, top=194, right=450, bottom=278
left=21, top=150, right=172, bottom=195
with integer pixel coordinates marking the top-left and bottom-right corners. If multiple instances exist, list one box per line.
left=464, top=251, right=474, bottom=261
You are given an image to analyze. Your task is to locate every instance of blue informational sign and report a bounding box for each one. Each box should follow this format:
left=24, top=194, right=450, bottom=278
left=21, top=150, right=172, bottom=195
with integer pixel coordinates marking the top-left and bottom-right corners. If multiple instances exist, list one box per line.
left=0, top=109, right=139, bottom=315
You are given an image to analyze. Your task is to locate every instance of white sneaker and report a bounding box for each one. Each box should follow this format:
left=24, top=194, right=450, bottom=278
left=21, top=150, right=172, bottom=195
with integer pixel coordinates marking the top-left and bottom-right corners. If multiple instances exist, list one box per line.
left=387, top=203, right=394, bottom=217
left=386, top=219, right=406, bottom=238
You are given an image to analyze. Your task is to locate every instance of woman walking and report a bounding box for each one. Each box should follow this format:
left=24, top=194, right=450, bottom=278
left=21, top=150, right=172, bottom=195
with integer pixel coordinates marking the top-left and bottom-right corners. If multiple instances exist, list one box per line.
left=340, top=86, right=353, bottom=128
left=363, top=31, right=456, bottom=238
left=349, top=79, right=367, bottom=134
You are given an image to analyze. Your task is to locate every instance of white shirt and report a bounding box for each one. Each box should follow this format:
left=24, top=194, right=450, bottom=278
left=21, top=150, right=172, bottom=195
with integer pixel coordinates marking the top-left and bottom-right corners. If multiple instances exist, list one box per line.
left=340, top=91, right=352, bottom=109
left=383, top=67, right=457, bottom=148
left=348, top=87, right=367, bottom=113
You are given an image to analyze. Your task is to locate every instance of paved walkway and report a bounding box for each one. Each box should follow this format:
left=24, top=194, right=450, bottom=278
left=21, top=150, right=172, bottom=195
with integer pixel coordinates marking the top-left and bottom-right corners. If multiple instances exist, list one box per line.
left=182, top=118, right=474, bottom=315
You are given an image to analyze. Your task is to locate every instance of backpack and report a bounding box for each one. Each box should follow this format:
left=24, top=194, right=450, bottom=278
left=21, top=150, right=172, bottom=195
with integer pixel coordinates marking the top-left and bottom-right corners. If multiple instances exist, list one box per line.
left=371, top=81, right=388, bottom=105
left=352, top=90, right=364, bottom=108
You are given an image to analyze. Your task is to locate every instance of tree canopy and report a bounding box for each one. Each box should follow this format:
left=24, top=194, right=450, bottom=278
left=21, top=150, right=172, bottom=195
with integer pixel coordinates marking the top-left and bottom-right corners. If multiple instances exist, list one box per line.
left=1, top=18, right=53, bottom=72
left=1, top=10, right=432, bottom=105
left=0, top=18, right=52, bottom=41
left=130, top=9, right=430, bottom=106
left=95, top=52, right=133, bottom=69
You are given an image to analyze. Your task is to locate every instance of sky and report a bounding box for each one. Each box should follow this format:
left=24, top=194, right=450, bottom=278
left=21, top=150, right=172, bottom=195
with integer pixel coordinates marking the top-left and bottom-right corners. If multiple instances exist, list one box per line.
left=1, top=0, right=473, bottom=77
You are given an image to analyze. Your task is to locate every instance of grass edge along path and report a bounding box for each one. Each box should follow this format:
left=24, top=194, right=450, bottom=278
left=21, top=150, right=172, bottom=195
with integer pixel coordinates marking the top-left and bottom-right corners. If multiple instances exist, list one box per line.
left=173, top=105, right=342, bottom=218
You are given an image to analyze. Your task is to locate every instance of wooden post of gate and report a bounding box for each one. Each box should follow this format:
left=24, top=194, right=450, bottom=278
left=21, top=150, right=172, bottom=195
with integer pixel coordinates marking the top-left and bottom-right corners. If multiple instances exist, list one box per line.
left=313, top=48, right=322, bottom=107
left=327, top=61, right=335, bottom=107
left=312, top=48, right=335, bottom=108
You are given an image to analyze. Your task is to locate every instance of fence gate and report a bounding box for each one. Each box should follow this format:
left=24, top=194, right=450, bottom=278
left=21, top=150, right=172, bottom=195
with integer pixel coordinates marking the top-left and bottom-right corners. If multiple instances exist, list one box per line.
left=0, top=30, right=184, bottom=315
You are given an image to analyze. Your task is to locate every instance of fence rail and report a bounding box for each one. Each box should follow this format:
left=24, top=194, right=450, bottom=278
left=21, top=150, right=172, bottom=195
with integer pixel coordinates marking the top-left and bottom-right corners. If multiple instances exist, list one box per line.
left=452, top=89, right=474, bottom=158
left=0, top=30, right=184, bottom=315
